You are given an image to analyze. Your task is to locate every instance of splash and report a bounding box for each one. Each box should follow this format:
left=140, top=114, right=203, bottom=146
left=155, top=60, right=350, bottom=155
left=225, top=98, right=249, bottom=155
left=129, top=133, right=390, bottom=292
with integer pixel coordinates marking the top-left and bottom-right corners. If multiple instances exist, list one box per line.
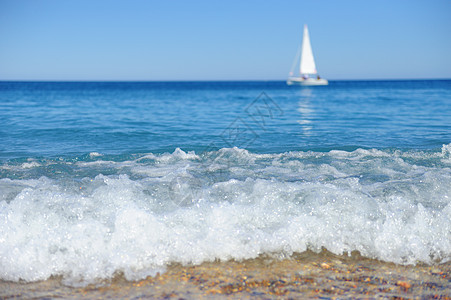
left=0, top=146, right=450, bottom=285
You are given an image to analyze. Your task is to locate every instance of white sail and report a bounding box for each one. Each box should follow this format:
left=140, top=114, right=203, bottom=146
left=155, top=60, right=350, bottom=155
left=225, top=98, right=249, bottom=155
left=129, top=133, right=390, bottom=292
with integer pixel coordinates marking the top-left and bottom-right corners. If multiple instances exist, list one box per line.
left=299, top=25, right=317, bottom=75
left=287, top=24, right=328, bottom=86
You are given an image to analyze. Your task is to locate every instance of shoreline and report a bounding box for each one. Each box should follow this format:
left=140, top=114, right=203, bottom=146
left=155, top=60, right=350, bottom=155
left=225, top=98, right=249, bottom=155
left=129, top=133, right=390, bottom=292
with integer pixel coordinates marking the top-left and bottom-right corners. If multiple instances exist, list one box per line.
left=1, top=250, right=449, bottom=299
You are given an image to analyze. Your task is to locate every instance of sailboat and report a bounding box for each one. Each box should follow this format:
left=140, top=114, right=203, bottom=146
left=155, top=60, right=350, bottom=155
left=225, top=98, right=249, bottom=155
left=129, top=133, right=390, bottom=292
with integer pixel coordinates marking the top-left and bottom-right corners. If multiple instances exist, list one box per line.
left=287, top=25, right=328, bottom=86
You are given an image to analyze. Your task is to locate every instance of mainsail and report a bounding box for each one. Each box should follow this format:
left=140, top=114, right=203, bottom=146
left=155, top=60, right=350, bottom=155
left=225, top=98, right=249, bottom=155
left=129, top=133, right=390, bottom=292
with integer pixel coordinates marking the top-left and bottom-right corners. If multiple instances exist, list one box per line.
left=287, top=24, right=328, bottom=86
left=299, top=25, right=317, bottom=75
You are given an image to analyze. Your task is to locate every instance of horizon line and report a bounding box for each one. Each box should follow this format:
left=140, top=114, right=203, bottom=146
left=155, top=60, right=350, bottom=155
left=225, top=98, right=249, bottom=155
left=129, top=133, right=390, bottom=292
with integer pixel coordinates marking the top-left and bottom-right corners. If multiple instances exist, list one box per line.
left=1, top=78, right=451, bottom=83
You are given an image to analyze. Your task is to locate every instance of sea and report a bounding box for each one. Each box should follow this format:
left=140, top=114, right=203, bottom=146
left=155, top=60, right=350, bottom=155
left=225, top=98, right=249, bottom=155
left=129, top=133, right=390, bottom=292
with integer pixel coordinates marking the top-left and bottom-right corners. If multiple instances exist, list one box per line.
left=0, top=80, right=450, bottom=286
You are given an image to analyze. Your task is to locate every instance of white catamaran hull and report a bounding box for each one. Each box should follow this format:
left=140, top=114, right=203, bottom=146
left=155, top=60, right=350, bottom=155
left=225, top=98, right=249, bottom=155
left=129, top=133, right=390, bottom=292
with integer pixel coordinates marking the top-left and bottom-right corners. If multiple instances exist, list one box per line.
left=287, top=77, right=329, bottom=86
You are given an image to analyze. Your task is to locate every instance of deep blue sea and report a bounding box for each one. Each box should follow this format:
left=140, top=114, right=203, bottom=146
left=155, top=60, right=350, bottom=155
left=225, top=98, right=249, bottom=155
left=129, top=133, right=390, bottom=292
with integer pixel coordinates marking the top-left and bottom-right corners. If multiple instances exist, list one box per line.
left=0, top=80, right=450, bottom=285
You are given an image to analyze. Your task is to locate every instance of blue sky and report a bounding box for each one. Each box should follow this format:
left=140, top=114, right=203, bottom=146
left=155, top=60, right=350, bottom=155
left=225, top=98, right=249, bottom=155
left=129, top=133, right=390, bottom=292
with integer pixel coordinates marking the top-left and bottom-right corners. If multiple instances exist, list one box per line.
left=1, top=0, right=450, bottom=80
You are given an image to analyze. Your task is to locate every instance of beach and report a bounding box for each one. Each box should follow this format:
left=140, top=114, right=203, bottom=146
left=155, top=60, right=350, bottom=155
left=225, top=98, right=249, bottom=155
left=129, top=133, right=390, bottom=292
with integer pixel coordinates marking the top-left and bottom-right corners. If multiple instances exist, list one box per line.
left=1, top=250, right=449, bottom=299
left=1, top=81, right=450, bottom=299
left=2, top=0, right=451, bottom=296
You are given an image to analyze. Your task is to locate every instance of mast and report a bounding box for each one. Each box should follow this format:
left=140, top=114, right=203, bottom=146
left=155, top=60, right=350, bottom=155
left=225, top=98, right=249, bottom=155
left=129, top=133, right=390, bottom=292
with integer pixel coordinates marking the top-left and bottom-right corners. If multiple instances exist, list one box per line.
left=300, top=25, right=317, bottom=75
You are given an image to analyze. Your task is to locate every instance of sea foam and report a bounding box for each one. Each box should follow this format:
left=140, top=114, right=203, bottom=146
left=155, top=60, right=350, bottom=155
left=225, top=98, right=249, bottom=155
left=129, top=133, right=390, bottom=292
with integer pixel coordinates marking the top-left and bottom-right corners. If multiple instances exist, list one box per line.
left=0, top=146, right=450, bottom=285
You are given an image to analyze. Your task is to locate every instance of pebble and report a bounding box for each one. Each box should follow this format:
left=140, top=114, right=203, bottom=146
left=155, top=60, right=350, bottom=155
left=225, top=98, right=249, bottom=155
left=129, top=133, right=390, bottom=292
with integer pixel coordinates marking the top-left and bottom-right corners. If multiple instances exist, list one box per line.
left=1, top=251, right=449, bottom=299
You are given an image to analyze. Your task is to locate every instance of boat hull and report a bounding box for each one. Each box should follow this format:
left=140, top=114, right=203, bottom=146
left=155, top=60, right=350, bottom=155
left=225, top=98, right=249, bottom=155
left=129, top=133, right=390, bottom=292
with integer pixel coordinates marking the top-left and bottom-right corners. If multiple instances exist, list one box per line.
left=287, top=77, right=328, bottom=86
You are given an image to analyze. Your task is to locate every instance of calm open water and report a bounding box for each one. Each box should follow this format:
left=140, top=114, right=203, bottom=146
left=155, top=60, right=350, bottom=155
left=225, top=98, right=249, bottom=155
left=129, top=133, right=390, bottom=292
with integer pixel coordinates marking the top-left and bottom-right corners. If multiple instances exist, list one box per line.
left=1, top=80, right=450, bottom=158
left=0, top=80, right=450, bottom=285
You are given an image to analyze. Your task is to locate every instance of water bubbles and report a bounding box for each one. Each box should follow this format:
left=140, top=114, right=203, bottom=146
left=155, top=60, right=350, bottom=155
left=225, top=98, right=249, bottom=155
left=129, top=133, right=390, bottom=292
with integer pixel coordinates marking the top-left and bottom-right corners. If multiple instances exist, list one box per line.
left=0, top=147, right=450, bottom=285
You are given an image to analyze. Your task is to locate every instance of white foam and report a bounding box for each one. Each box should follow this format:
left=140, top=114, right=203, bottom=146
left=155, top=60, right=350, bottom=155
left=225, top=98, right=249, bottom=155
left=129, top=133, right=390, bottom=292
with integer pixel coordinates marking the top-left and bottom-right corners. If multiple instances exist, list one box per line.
left=89, top=152, right=102, bottom=158
left=137, top=148, right=199, bottom=163
left=21, top=161, right=41, bottom=168
left=0, top=147, right=450, bottom=285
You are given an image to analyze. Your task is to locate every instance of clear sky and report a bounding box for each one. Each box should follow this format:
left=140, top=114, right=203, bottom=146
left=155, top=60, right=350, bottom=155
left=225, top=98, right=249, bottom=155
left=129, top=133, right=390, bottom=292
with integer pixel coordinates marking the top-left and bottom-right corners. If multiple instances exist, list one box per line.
left=1, top=0, right=450, bottom=81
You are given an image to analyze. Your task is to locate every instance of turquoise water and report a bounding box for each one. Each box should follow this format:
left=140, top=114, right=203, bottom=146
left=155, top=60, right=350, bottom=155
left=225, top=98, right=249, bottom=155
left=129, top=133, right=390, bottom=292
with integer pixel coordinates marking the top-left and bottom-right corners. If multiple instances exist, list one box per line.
left=1, top=80, right=450, bottom=158
left=0, top=80, right=450, bottom=285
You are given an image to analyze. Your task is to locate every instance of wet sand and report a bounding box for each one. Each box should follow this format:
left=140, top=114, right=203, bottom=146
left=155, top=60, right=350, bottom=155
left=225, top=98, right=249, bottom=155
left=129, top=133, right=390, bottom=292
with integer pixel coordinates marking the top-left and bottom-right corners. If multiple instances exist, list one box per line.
left=1, top=250, right=449, bottom=299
